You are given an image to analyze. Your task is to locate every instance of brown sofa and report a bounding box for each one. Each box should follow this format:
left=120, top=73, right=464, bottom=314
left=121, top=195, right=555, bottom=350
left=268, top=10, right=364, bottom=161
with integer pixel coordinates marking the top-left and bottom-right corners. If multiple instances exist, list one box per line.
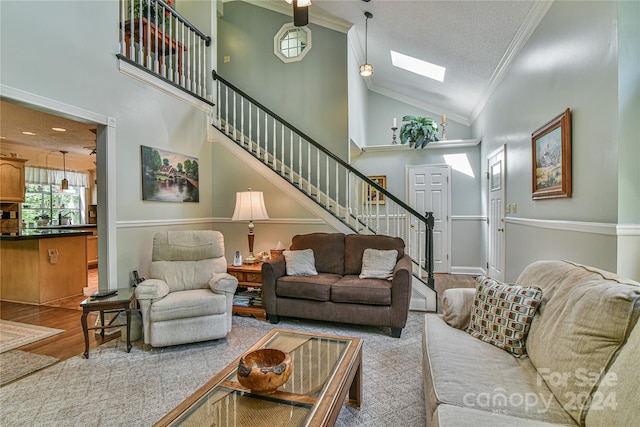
left=261, top=232, right=413, bottom=337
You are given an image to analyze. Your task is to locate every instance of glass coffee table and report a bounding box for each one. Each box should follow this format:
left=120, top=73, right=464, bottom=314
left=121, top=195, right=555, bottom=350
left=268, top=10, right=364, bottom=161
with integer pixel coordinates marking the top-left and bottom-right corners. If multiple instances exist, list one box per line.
left=155, top=328, right=363, bottom=426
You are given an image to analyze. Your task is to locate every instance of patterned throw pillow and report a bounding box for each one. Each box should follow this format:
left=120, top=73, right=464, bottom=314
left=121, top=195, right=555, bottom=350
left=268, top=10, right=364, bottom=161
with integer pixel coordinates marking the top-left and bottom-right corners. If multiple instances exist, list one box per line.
left=466, top=276, right=542, bottom=358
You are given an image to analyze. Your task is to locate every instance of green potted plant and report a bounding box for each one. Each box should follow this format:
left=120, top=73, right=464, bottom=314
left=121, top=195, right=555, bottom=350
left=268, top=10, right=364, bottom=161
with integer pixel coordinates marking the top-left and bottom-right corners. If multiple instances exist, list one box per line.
left=399, top=115, right=439, bottom=149
left=133, top=0, right=173, bottom=25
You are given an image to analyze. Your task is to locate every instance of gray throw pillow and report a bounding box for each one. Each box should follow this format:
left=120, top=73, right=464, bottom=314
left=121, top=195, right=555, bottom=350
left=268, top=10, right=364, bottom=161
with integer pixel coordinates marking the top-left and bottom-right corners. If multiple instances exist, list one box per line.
left=283, top=249, right=318, bottom=276
left=359, top=248, right=398, bottom=280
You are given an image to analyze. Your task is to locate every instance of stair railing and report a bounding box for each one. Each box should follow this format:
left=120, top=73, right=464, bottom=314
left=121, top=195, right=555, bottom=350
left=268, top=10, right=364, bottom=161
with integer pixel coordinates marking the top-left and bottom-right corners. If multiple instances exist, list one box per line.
left=212, top=71, right=435, bottom=292
left=118, top=0, right=212, bottom=103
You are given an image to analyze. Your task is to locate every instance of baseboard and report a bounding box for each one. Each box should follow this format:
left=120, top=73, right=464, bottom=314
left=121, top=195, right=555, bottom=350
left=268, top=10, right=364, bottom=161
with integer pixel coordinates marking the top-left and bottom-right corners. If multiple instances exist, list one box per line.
left=449, top=266, right=485, bottom=276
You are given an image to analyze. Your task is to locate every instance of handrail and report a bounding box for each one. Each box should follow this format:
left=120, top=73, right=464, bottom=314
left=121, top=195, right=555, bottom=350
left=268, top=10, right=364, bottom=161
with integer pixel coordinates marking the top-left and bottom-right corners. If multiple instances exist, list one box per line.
left=152, top=0, right=211, bottom=44
left=212, top=71, right=429, bottom=224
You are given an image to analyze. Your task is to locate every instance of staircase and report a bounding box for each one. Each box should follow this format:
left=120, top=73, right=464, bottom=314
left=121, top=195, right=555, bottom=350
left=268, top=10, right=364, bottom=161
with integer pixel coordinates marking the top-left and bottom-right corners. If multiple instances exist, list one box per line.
left=211, top=72, right=437, bottom=312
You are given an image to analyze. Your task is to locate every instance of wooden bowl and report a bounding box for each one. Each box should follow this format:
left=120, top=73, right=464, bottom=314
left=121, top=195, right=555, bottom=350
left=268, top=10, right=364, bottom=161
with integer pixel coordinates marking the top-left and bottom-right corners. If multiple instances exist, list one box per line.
left=237, top=348, right=292, bottom=394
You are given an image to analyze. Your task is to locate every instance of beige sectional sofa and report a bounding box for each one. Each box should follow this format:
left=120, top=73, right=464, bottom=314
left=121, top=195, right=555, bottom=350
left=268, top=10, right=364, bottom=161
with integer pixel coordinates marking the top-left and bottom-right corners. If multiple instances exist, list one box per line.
left=423, top=260, right=639, bottom=426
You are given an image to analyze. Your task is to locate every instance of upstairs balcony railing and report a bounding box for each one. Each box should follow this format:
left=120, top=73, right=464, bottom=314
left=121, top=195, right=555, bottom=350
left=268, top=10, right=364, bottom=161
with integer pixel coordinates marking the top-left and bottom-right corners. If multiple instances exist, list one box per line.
left=212, top=72, right=435, bottom=292
left=118, top=0, right=212, bottom=103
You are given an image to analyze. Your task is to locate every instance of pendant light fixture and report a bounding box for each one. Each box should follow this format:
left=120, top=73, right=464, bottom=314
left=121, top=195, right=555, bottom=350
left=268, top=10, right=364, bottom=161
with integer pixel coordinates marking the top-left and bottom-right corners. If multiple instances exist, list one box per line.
left=359, top=11, right=373, bottom=77
left=60, top=150, right=69, bottom=190
left=285, top=0, right=311, bottom=27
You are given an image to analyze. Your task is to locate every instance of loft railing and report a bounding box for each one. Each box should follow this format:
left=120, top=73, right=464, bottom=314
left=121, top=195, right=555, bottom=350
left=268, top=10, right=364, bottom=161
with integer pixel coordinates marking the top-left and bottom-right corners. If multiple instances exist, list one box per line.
left=212, top=71, right=435, bottom=293
left=117, top=0, right=212, bottom=103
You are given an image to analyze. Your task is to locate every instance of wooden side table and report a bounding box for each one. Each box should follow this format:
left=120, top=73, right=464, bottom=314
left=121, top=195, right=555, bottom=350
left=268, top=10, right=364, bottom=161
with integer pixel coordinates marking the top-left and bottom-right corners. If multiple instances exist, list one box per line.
left=79, top=288, right=135, bottom=359
left=227, top=262, right=266, bottom=320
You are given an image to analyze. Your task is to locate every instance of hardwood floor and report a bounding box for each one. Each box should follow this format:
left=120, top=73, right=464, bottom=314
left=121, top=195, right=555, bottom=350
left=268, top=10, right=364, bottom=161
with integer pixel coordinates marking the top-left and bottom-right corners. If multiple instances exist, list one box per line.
left=1, top=299, right=118, bottom=362
left=0, top=268, right=118, bottom=362
left=0, top=273, right=476, bottom=362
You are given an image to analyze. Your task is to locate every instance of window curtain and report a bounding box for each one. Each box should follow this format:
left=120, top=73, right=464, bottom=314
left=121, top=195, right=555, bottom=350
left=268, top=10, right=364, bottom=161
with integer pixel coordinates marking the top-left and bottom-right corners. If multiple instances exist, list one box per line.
left=25, top=167, right=89, bottom=187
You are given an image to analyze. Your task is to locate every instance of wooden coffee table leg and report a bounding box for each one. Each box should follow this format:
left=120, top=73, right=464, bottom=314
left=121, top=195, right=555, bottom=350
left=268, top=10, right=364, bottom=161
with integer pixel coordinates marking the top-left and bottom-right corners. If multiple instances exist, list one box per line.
left=81, top=309, right=90, bottom=359
left=348, top=351, right=362, bottom=409
left=126, top=308, right=132, bottom=353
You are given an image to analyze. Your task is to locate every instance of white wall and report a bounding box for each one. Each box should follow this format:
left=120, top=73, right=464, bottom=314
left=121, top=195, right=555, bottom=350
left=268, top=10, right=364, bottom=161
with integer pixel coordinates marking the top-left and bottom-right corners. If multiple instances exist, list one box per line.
left=473, top=0, right=639, bottom=281
left=1, top=1, right=217, bottom=287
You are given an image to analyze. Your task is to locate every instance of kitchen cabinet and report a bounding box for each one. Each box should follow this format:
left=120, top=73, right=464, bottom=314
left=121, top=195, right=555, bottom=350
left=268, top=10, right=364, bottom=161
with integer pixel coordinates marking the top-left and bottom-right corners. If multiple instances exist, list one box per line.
left=0, top=230, right=90, bottom=304
left=0, top=157, right=27, bottom=202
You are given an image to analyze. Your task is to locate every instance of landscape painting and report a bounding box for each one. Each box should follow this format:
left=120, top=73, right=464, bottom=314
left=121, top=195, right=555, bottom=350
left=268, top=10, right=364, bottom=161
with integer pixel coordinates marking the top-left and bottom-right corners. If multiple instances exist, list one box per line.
left=531, top=108, right=572, bottom=200
left=141, top=145, right=199, bottom=202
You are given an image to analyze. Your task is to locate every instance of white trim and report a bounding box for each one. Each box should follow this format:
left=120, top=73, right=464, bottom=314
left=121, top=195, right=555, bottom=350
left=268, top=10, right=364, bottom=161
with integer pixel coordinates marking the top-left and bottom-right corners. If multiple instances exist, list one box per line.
left=450, top=266, right=485, bottom=276
left=116, top=217, right=325, bottom=228
left=240, top=0, right=352, bottom=33
left=273, top=23, right=312, bottom=63
left=506, top=217, right=618, bottom=236
left=470, top=1, right=553, bottom=122
left=118, top=60, right=214, bottom=113
left=617, top=224, right=640, bottom=236
left=362, top=139, right=480, bottom=153
left=451, top=215, right=486, bottom=222
left=1, top=84, right=118, bottom=290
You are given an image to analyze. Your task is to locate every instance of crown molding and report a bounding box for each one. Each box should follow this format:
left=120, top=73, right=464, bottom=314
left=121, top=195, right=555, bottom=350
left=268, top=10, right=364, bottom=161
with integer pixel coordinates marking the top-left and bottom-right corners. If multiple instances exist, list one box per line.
left=470, top=0, right=554, bottom=123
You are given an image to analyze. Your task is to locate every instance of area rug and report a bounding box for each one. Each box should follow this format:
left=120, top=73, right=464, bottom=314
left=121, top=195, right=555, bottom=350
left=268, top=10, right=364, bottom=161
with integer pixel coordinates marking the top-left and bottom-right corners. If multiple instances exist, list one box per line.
left=0, top=320, right=64, bottom=353
left=0, top=312, right=427, bottom=426
left=0, top=350, right=59, bottom=386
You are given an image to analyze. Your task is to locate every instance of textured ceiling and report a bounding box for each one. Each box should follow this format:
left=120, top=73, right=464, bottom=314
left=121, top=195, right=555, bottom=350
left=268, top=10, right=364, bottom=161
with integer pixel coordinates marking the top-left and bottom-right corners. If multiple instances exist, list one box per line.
left=1, top=0, right=547, bottom=163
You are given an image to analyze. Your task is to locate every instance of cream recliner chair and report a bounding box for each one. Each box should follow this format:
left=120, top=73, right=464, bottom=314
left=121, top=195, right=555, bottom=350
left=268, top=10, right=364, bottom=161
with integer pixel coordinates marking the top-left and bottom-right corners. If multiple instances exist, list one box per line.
left=135, top=230, right=238, bottom=347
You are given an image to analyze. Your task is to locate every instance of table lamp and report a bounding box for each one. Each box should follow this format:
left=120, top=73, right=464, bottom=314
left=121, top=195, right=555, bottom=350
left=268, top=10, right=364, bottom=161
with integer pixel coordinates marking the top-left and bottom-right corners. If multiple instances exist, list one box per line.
left=232, top=188, right=269, bottom=264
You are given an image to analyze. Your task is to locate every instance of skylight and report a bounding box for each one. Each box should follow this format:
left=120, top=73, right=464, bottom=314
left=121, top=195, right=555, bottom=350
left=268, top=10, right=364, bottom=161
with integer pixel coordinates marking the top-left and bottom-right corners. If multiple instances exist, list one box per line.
left=390, top=50, right=446, bottom=82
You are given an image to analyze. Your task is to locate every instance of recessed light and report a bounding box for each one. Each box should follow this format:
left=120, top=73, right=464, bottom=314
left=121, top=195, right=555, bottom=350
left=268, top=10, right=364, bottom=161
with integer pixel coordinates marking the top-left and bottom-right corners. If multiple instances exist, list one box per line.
left=52, top=127, right=66, bottom=132
left=22, top=131, right=37, bottom=136
left=390, top=50, right=446, bottom=82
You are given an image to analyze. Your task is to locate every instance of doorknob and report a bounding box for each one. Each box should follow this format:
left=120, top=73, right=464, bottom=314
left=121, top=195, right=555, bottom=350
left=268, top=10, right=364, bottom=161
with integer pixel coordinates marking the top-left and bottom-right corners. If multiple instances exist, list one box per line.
left=497, top=227, right=504, bottom=232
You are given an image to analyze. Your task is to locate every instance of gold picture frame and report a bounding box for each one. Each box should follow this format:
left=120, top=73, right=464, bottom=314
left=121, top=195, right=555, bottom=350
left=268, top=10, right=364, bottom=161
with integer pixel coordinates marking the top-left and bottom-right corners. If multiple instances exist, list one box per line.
left=364, top=175, right=386, bottom=205
left=531, top=108, right=572, bottom=200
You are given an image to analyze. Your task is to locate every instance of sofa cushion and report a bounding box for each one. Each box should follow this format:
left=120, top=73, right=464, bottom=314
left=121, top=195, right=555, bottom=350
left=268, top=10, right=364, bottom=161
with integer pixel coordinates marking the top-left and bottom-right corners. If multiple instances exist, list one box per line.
left=442, top=288, right=476, bottom=330
left=466, top=276, right=542, bottom=358
left=516, top=260, right=640, bottom=426
left=359, top=248, right=398, bottom=280
left=150, top=289, right=226, bottom=322
left=434, top=404, right=576, bottom=427
left=290, top=233, right=345, bottom=275
left=283, top=249, right=318, bottom=276
left=344, top=234, right=405, bottom=275
left=331, top=275, right=392, bottom=305
left=423, top=314, right=577, bottom=425
left=275, top=273, right=341, bottom=302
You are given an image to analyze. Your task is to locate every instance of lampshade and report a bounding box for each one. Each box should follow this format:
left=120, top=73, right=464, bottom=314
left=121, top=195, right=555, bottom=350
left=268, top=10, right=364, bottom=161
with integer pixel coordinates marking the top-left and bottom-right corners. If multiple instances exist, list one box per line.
left=232, top=190, right=269, bottom=222
left=359, top=63, right=373, bottom=77
left=232, top=188, right=269, bottom=264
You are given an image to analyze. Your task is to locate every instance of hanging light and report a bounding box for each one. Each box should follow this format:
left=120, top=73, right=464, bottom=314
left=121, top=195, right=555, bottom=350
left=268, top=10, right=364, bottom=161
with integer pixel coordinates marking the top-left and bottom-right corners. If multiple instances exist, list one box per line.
left=360, top=11, right=373, bottom=77
left=60, top=150, right=69, bottom=190
left=285, top=0, right=311, bottom=27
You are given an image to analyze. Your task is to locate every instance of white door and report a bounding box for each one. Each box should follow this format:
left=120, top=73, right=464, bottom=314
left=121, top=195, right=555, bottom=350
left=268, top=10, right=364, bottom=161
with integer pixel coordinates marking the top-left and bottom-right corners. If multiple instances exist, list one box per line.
left=486, top=146, right=506, bottom=281
left=407, top=165, right=450, bottom=273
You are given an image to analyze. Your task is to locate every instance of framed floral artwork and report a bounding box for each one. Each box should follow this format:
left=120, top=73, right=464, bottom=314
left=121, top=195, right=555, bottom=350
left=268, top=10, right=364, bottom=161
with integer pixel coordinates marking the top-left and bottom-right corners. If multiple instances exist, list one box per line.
left=363, top=175, right=387, bottom=205
left=531, top=108, right=572, bottom=200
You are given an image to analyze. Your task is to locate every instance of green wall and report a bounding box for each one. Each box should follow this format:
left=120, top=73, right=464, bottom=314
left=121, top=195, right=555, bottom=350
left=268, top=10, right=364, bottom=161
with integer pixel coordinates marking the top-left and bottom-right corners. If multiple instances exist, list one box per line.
left=216, top=1, right=349, bottom=161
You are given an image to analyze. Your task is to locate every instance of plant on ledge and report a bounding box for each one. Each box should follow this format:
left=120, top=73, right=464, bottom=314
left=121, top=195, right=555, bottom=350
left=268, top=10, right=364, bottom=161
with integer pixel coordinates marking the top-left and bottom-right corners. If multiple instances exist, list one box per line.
left=133, top=0, right=173, bottom=26
left=399, top=115, right=439, bottom=149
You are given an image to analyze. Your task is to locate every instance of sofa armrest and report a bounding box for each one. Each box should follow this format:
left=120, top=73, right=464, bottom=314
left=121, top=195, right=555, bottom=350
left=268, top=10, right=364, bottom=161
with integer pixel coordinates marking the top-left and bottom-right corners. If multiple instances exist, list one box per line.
left=262, top=257, right=286, bottom=315
left=390, top=254, right=413, bottom=329
left=210, top=273, right=239, bottom=295
left=135, top=279, right=170, bottom=300
left=442, top=288, right=476, bottom=330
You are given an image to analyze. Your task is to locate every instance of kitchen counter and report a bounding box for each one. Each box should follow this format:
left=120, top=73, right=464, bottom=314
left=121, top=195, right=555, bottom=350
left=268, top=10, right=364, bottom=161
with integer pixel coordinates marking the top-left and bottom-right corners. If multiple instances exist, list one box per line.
left=37, top=224, right=97, bottom=230
left=0, top=228, right=92, bottom=240
left=1, top=230, right=89, bottom=304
